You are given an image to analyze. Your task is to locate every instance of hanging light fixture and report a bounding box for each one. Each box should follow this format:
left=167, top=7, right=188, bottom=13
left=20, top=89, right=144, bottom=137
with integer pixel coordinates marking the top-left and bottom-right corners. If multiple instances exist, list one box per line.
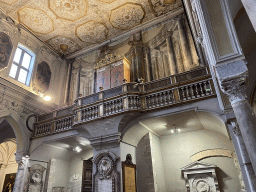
left=170, top=124, right=181, bottom=134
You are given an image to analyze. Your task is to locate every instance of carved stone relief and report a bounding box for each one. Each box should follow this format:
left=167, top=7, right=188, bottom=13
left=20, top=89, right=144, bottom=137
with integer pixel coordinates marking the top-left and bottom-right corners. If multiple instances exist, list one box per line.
left=181, top=161, right=220, bottom=192
left=0, top=32, right=12, bottom=70
left=28, top=164, right=46, bottom=192
left=93, top=151, right=120, bottom=192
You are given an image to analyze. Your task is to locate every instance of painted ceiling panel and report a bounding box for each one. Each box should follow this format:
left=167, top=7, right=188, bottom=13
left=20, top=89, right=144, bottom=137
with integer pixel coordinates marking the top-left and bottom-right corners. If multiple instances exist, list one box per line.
left=0, top=0, right=182, bottom=55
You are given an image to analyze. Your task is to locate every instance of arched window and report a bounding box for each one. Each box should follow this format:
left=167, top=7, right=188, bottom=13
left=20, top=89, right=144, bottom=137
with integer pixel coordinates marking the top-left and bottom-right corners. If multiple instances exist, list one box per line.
left=9, top=44, right=35, bottom=86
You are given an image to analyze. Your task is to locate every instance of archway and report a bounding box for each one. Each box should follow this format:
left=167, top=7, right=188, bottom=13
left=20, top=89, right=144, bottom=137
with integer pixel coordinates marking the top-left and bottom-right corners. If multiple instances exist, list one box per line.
left=120, top=110, right=243, bottom=191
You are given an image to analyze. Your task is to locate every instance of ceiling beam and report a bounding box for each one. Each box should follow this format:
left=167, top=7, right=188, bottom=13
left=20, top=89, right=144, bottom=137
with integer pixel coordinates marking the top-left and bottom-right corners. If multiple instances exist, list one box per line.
left=65, top=7, right=184, bottom=59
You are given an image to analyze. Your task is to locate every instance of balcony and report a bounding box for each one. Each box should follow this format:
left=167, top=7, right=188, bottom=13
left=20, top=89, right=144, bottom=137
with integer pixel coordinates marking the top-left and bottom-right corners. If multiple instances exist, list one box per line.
left=33, top=67, right=216, bottom=138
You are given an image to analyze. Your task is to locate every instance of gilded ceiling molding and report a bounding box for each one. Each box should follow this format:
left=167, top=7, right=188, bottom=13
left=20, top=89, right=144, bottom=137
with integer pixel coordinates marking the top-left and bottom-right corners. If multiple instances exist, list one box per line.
left=46, top=36, right=80, bottom=55
left=17, top=7, right=54, bottom=35
left=0, top=0, right=17, bottom=5
left=109, top=3, right=145, bottom=30
left=48, top=0, right=88, bottom=21
left=75, top=20, right=108, bottom=43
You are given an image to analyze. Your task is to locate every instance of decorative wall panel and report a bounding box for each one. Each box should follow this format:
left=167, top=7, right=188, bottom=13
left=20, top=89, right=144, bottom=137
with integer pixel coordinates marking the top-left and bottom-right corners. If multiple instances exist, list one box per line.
left=76, top=21, right=108, bottom=43
left=18, top=8, right=54, bottom=34
left=0, top=32, right=12, bottom=70
left=48, top=0, right=87, bottom=21
left=110, top=3, right=145, bottom=30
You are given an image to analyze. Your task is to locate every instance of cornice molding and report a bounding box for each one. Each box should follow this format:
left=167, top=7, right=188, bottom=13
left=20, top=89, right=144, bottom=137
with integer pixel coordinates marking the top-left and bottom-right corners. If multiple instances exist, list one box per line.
left=0, top=77, right=56, bottom=114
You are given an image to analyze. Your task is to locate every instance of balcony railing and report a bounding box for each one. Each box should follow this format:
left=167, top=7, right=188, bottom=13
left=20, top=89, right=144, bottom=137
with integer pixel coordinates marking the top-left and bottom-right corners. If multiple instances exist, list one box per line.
left=33, top=67, right=215, bottom=138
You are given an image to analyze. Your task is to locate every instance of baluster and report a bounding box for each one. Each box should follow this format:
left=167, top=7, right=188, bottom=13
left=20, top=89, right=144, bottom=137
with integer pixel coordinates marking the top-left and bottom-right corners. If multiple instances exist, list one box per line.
left=155, top=93, right=159, bottom=106
left=195, top=83, right=200, bottom=97
left=204, top=81, right=209, bottom=95
left=199, top=83, right=205, bottom=96
left=190, top=85, right=195, bottom=98
left=159, top=92, right=163, bottom=105
left=137, top=97, right=140, bottom=109
left=146, top=96, right=150, bottom=108
left=163, top=91, right=167, bottom=105
left=186, top=86, right=191, bottom=100
left=208, top=80, right=214, bottom=94
left=181, top=87, right=186, bottom=101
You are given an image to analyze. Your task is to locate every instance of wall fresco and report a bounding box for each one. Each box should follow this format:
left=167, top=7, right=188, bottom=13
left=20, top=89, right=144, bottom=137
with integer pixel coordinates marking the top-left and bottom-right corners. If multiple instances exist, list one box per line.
left=33, top=61, right=51, bottom=93
left=0, top=32, right=13, bottom=70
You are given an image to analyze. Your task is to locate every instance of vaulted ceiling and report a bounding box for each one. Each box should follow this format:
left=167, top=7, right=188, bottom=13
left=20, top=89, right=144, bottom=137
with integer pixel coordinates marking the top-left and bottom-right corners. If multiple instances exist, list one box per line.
left=0, top=0, right=182, bottom=56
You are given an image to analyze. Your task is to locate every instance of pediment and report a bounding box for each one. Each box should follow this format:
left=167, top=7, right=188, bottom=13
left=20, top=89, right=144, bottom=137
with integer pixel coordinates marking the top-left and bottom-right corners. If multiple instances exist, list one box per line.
left=181, top=161, right=216, bottom=171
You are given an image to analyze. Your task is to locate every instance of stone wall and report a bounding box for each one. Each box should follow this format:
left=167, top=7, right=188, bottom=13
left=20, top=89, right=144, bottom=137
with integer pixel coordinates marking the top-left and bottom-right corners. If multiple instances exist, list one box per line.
left=136, top=133, right=155, bottom=192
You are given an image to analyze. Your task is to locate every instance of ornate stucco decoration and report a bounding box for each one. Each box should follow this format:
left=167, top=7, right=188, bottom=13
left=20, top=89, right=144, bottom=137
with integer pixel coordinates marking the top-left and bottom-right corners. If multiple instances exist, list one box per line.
left=28, top=164, right=46, bottom=192
left=76, top=21, right=108, bottom=43
left=18, top=8, right=54, bottom=35
left=48, top=0, right=87, bottom=21
left=93, top=151, right=120, bottom=192
left=110, top=3, right=145, bottom=30
left=94, top=52, right=124, bottom=69
left=0, top=0, right=17, bottom=5
left=47, top=36, right=80, bottom=54
left=150, top=0, right=182, bottom=16
left=181, top=161, right=220, bottom=192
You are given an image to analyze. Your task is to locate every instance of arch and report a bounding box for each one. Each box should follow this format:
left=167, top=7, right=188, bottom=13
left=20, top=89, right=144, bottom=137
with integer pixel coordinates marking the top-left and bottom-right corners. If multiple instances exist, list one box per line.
left=190, top=149, right=233, bottom=162
left=120, top=108, right=229, bottom=147
left=0, top=105, right=30, bottom=158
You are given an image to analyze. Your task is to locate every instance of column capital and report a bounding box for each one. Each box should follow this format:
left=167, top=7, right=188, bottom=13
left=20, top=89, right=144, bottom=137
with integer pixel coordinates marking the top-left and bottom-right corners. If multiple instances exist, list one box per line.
left=219, top=74, right=247, bottom=105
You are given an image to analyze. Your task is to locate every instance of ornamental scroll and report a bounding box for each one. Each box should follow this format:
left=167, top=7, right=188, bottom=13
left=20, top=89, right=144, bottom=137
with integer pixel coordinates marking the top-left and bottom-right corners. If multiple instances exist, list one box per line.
left=93, top=151, right=120, bottom=192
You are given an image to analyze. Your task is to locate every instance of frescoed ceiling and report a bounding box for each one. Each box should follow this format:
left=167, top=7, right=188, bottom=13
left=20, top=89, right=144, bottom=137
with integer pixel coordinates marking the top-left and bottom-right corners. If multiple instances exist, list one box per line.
left=0, top=0, right=182, bottom=55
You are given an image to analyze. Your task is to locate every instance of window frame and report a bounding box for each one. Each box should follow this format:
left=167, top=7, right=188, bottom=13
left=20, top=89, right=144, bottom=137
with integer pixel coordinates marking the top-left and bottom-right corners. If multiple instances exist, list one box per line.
left=9, top=44, right=35, bottom=86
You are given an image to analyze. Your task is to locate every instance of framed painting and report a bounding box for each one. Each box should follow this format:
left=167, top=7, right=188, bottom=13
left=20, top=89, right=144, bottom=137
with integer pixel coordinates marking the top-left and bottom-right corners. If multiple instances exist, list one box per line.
left=122, top=162, right=136, bottom=192
left=2, top=173, right=16, bottom=192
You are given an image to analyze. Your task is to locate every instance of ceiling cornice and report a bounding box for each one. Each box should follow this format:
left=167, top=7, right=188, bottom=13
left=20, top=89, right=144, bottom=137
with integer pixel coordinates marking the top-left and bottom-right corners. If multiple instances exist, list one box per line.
left=65, top=7, right=184, bottom=59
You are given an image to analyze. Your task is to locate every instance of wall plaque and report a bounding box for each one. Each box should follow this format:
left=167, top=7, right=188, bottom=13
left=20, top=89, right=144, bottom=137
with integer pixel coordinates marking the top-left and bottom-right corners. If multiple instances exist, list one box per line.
left=181, top=161, right=220, bottom=192
left=93, top=151, right=120, bottom=192
left=122, top=163, right=136, bottom=192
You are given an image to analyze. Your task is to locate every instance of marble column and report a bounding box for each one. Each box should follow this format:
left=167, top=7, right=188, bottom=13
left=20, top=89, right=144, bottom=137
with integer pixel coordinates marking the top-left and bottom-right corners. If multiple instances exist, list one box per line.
left=221, top=75, right=256, bottom=173
left=13, top=156, right=29, bottom=192
left=156, top=50, right=165, bottom=78
left=65, top=58, right=75, bottom=105
left=129, top=42, right=145, bottom=81
left=144, top=46, right=153, bottom=82
left=76, top=67, right=81, bottom=98
left=177, top=18, right=193, bottom=71
left=166, top=34, right=177, bottom=75
left=151, top=50, right=159, bottom=80
left=241, top=0, right=256, bottom=32
left=229, top=120, right=256, bottom=192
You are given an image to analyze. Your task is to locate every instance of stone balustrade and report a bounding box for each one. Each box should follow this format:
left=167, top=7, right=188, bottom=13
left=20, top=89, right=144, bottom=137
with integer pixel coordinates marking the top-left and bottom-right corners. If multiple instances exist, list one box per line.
left=33, top=67, right=215, bottom=138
